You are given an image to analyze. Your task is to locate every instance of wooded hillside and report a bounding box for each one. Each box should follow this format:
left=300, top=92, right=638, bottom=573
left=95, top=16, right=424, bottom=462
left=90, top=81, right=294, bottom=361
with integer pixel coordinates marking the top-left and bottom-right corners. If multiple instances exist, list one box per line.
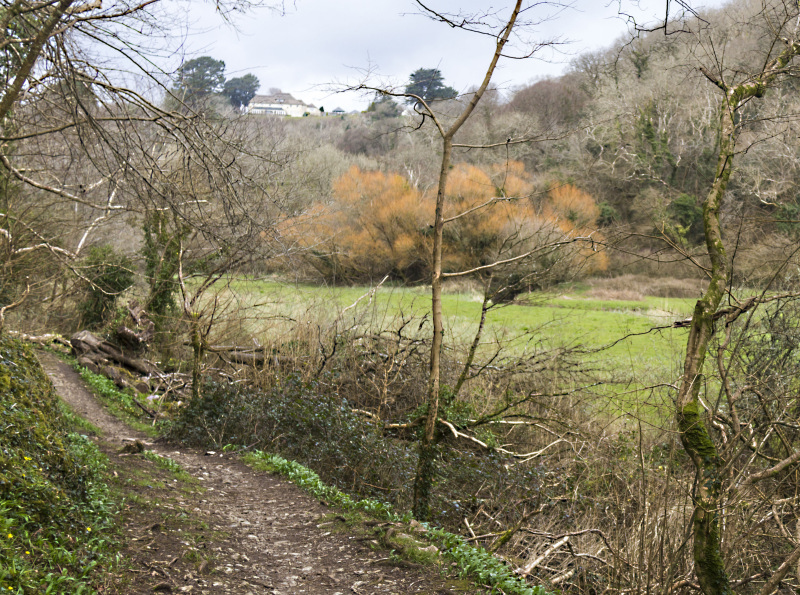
left=3, top=1, right=800, bottom=594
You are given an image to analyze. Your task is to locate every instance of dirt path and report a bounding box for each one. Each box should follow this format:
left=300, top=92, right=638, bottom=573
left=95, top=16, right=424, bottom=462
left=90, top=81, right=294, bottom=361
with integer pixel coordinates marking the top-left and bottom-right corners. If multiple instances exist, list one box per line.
left=37, top=352, right=473, bottom=594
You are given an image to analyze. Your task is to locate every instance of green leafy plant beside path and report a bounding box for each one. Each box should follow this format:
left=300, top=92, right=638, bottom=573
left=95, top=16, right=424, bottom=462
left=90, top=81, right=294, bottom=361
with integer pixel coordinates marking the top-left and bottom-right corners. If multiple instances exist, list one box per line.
left=0, top=336, right=120, bottom=593
left=244, top=452, right=550, bottom=595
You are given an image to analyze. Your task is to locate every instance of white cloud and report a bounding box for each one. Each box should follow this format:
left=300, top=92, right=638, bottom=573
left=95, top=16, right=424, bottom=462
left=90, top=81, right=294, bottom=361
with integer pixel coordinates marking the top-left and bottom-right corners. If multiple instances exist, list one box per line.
left=166, top=0, right=732, bottom=111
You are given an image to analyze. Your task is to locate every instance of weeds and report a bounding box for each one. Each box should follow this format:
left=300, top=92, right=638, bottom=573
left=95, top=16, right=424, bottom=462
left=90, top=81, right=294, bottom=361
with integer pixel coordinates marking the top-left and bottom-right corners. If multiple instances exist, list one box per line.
left=244, top=452, right=400, bottom=520
left=428, top=528, right=549, bottom=595
left=141, top=451, right=195, bottom=483
left=76, top=365, right=158, bottom=436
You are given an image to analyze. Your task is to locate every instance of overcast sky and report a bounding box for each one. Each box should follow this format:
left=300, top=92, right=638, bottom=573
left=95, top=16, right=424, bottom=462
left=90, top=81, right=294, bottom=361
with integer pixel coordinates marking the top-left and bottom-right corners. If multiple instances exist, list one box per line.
left=168, top=0, right=732, bottom=112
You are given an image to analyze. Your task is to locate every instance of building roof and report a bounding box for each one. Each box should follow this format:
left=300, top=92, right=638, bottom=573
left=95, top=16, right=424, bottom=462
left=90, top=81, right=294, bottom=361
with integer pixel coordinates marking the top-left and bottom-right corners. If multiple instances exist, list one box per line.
left=249, top=93, right=311, bottom=107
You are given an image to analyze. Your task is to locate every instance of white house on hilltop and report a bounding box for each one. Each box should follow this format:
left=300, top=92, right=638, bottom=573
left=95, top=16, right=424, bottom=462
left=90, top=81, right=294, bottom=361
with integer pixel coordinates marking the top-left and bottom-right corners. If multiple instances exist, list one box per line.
left=246, top=92, right=320, bottom=117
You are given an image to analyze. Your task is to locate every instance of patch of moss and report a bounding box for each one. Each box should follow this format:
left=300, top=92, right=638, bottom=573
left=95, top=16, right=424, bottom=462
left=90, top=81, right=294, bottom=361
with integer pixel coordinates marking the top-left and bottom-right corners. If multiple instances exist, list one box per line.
left=694, top=508, right=732, bottom=595
left=678, top=400, right=718, bottom=461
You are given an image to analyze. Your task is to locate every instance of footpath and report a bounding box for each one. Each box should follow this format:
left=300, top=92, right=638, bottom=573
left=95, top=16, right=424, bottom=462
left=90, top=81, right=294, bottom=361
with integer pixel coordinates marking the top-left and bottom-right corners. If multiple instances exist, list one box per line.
left=38, top=351, right=475, bottom=594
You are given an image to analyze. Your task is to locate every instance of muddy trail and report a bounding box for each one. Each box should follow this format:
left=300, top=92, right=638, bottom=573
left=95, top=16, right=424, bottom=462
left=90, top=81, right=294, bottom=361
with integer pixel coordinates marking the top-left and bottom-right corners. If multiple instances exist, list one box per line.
left=37, top=351, right=479, bottom=594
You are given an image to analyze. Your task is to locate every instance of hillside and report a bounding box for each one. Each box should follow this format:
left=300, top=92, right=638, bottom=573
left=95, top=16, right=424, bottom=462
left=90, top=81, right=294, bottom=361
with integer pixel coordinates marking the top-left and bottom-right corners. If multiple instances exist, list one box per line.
left=3, top=1, right=800, bottom=594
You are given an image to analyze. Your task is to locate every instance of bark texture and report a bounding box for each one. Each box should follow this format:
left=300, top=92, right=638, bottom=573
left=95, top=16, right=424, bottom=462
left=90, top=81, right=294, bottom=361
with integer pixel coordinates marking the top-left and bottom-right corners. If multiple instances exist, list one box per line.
left=678, top=40, right=800, bottom=595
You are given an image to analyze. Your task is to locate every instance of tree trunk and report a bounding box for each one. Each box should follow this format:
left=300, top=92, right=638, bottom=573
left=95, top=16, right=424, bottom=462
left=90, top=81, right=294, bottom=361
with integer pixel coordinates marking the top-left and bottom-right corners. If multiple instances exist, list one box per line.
left=411, top=0, right=523, bottom=521
left=189, top=313, right=204, bottom=400
left=676, top=101, right=733, bottom=595
left=71, top=329, right=160, bottom=376
left=412, top=135, right=451, bottom=520
left=678, top=40, right=800, bottom=594
left=0, top=0, right=76, bottom=124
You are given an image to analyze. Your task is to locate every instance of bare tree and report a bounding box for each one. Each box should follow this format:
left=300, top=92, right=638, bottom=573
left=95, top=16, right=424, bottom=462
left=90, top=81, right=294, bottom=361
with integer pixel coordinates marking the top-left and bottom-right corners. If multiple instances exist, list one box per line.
left=641, top=2, right=800, bottom=593
left=341, top=0, right=607, bottom=520
left=0, top=0, right=288, bottom=334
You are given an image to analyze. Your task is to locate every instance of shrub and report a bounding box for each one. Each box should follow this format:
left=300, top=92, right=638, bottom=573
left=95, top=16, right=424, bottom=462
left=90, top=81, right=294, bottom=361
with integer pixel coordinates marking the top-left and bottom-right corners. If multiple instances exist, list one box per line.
left=167, top=376, right=417, bottom=507
left=165, top=375, right=545, bottom=529
left=78, top=245, right=134, bottom=328
left=776, top=200, right=800, bottom=237
left=282, top=164, right=608, bottom=286
left=666, top=193, right=704, bottom=244
left=598, top=201, right=619, bottom=226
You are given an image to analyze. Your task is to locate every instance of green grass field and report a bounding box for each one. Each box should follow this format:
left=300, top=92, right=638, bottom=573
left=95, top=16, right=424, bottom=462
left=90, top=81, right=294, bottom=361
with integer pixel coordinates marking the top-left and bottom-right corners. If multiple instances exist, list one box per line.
left=178, top=274, right=710, bottom=426
left=215, top=277, right=695, bottom=389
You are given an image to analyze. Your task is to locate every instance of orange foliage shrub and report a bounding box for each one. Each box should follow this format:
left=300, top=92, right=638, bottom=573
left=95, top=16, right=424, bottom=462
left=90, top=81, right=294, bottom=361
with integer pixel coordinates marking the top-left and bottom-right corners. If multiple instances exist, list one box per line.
left=547, top=184, right=600, bottom=230
left=281, top=166, right=430, bottom=282
left=490, top=161, right=535, bottom=198
left=545, top=183, right=608, bottom=274
left=442, top=163, right=544, bottom=274
left=281, top=164, right=607, bottom=285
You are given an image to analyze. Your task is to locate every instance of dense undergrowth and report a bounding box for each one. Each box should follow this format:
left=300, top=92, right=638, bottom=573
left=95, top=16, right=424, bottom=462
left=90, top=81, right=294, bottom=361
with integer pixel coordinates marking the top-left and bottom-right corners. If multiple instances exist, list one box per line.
left=0, top=337, right=119, bottom=593
left=165, top=376, right=549, bottom=531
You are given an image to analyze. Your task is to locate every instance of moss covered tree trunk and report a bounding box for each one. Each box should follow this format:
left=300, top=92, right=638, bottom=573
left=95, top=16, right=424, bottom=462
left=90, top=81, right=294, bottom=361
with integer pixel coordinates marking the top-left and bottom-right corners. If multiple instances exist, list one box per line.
left=678, top=42, right=800, bottom=595
left=677, top=98, right=733, bottom=595
left=189, top=312, right=204, bottom=401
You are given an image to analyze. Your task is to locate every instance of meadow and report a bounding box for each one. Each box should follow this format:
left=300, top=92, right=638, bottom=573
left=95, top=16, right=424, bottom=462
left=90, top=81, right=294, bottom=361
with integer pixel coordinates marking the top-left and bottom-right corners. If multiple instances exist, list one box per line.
left=211, top=276, right=698, bottom=410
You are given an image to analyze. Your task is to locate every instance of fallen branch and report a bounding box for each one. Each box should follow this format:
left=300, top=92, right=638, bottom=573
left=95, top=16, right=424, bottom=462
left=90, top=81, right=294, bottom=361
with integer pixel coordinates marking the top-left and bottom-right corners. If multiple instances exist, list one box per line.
left=521, top=528, right=637, bottom=570
left=132, top=397, right=157, bottom=419
left=516, top=536, right=570, bottom=577
left=438, top=418, right=568, bottom=459
left=551, top=568, right=576, bottom=585
left=8, top=330, right=71, bottom=348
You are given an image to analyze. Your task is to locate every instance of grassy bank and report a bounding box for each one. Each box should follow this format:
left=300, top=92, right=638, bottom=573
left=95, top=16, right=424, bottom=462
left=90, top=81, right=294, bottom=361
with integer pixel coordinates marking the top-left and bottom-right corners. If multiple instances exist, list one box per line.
left=0, top=337, right=120, bottom=593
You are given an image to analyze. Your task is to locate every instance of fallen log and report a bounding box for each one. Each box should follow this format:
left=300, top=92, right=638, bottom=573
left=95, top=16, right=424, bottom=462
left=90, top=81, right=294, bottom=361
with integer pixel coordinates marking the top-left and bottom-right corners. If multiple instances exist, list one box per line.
left=227, top=351, right=266, bottom=365
left=71, top=330, right=161, bottom=376
left=202, top=344, right=295, bottom=368
left=113, top=301, right=154, bottom=353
